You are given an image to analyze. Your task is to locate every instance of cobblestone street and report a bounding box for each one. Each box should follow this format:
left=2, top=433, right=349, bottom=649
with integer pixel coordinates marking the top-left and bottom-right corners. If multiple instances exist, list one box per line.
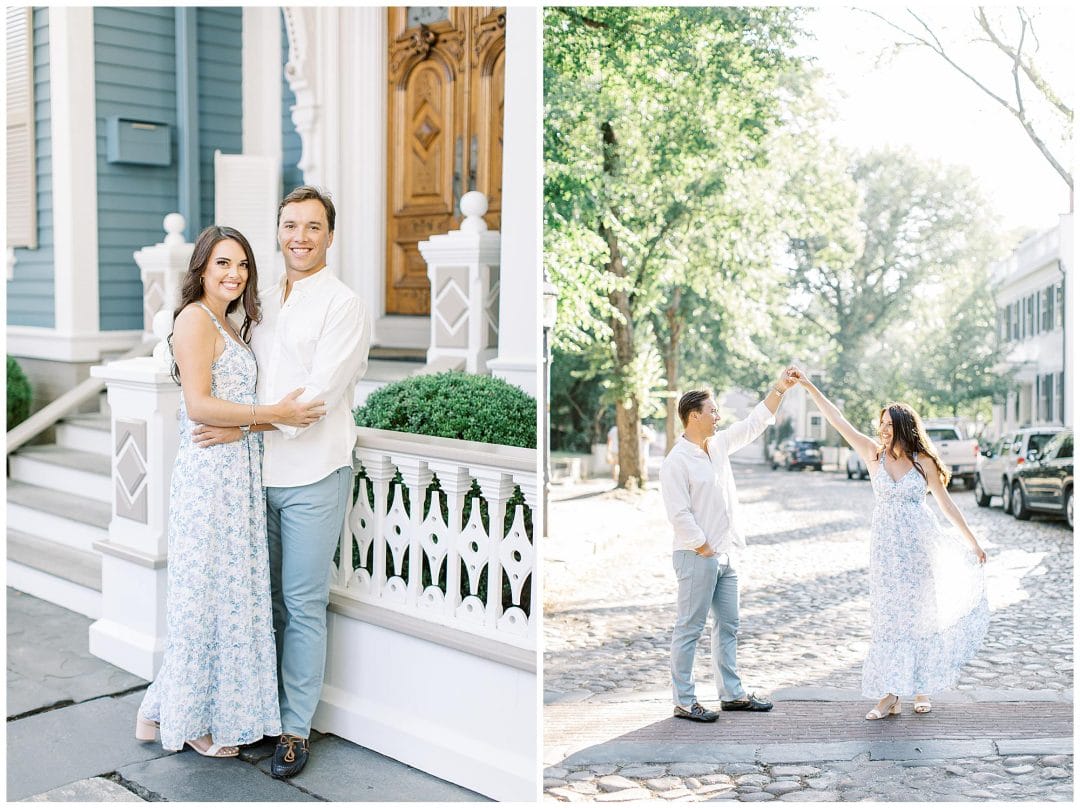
left=543, top=464, right=1073, bottom=802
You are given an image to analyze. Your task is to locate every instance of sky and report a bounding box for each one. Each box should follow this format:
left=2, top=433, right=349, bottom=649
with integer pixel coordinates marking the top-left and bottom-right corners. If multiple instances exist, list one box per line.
left=799, top=5, right=1075, bottom=234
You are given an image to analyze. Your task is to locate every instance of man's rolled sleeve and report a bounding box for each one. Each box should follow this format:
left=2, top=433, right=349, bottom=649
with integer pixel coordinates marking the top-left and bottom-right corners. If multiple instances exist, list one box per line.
left=660, top=460, right=707, bottom=551
left=275, top=297, right=370, bottom=439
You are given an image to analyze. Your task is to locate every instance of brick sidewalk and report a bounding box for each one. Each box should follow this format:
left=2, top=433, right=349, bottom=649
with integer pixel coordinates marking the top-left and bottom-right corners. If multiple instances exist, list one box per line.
left=545, top=697, right=1073, bottom=767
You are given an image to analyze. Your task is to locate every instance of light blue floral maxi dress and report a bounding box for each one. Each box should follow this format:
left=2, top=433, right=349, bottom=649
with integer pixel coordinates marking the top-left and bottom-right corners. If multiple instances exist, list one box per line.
left=862, top=453, right=989, bottom=699
left=139, top=303, right=281, bottom=750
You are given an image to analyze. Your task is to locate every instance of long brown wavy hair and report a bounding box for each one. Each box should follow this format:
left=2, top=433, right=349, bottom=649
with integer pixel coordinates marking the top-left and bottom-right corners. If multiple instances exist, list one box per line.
left=168, top=226, right=261, bottom=383
left=877, top=402, right=950, bottom=487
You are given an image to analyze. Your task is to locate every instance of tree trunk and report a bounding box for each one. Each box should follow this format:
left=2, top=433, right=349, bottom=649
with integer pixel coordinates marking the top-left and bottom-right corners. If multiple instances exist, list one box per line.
left=663, top=294, right=682, bottom=456
left=600, top=119, right=644, bottom=488
left=603, top=225, right=642, bottom=488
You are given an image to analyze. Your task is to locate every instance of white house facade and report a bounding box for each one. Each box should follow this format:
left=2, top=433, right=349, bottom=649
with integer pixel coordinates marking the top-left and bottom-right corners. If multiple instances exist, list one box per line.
left=990, top=212, right=1073, bottom=435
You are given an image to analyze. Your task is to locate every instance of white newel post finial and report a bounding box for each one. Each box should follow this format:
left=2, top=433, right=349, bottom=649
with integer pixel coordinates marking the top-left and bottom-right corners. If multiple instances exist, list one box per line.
left=87, top=218, right=191, bottom=679
left=418, top=193, right=501, bottom=374
left=459, top=191, right=489, bottom=233
left=135, top=213, right=194, bottom=370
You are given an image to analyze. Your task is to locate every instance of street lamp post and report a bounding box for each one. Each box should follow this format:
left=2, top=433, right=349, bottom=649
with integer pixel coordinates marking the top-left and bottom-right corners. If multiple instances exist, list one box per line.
left=542, top=271, right=559, bottom=538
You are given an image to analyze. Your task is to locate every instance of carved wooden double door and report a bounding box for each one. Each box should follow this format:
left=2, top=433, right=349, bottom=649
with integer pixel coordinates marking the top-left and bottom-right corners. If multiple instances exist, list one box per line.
left=386, top=7, right=505, bottom=316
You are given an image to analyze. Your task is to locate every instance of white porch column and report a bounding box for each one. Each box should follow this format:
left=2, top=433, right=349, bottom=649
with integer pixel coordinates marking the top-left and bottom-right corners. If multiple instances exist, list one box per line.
left=486, top=6, right=539, bottom=397
left=87, top=222, right=193, bottom=680
left=419, top=193, right=501, bottom=374
left=340, top=7, right=388, bottom=345
left=49, top=7, right=100, bottom=338
left=88, top=358, right=179, bottom=680
left=242, top=7, right=283, bottom=163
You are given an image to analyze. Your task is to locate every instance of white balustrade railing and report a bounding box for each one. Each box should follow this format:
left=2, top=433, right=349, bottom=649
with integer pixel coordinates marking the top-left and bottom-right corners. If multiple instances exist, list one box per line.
left=336, top=427, right=537, bottom=652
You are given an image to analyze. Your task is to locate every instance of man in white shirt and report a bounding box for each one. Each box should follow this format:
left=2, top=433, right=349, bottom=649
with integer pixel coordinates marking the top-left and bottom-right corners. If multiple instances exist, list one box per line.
left=659, top=369, right=796, bottom=722
left=252, top=186, right=369, bottom=776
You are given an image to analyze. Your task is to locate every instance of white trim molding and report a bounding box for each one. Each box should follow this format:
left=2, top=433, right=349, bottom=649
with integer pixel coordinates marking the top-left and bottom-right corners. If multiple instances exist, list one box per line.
left=48, top=7, right=100, bottom=335
left=6, top=326, right=144, bottom=362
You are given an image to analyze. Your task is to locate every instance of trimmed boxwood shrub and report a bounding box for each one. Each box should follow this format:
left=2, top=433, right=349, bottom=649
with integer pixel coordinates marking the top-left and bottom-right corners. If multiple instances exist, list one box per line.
left=354, top=371, right=536, bottom=448
left=7, top=355, right=32, bottom=429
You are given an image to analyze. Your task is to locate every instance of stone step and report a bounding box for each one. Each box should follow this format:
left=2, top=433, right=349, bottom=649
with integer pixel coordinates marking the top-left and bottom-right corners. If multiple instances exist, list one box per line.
left=8, top=445, right=112, bottom=502
left=6, top=480, right=111, bottom=552
left=7, top=528, right=102, bottom=592
left=56, top=413, right=112, bottom=456
left=7, top=559, right=102, bottom=619
left=6, top=529, right=103, bottom=620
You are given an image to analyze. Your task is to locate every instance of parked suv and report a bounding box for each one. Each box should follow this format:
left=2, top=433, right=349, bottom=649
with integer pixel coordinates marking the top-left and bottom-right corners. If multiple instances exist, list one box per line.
left=974, top=427, right=1064, bottom=510
left=1010, top=429, right=1073, bottom=529
left=771, top=439, right=823, bottom=471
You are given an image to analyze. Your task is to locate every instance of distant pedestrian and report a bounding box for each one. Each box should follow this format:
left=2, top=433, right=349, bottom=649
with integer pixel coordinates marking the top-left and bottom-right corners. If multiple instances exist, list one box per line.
left=607, top=422, right=658, bottom=482
left=790, top=367, right=988, bottom=720
left=659, top=368, right=799, bottom=722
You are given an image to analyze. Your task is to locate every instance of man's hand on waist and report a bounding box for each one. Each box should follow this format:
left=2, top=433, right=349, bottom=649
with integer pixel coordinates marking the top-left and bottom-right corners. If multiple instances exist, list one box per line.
left=694, top=542, right=715, bottom=557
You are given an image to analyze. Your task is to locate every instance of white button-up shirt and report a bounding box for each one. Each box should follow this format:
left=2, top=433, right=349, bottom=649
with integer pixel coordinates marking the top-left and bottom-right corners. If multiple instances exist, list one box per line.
left=251, top=268, right=370, bottom=488
left=659, top=401, right=775, bottom=554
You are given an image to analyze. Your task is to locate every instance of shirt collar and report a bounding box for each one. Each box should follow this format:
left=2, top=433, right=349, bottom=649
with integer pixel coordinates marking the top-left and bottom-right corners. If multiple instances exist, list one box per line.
left=273, top=266, right=332, bottom=303
left=677, top=434, right=709, bottom=456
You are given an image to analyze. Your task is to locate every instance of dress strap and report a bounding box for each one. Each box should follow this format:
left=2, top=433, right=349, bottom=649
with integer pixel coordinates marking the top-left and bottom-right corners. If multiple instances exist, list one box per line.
left=195, top=301, right=223, bottom=328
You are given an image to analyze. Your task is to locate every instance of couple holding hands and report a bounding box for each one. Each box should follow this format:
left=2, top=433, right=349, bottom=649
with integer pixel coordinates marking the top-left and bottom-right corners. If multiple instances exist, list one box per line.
left=660, top=366, right=988, bottom=723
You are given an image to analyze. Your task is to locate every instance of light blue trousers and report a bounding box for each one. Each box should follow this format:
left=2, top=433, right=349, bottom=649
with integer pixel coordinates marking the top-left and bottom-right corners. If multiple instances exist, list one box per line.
left=670, top=549, right=746, bottom=708
left=266, top=466, right=351, bottom=738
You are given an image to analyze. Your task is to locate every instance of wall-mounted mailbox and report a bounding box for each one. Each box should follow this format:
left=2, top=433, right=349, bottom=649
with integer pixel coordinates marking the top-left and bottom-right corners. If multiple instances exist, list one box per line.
left=106, top=117, right=171, bottom=166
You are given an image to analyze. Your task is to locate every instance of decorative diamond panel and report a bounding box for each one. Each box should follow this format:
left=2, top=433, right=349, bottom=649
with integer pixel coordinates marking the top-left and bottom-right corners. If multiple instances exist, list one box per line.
left=114, top=418, right=147, bottom=524
left=414, top=115, right=440, bottom=151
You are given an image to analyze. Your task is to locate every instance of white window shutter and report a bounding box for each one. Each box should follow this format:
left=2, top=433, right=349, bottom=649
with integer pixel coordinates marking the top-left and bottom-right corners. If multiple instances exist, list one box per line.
left=6, top=6, right=37, bottom=249
left=213, top=150, right=281, bottom=291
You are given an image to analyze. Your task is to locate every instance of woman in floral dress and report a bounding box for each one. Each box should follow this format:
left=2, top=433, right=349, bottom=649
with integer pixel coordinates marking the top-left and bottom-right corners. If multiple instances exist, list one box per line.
left=135, top=226, right=325, bottom=756
left=792, top=369, right=988, bottom=720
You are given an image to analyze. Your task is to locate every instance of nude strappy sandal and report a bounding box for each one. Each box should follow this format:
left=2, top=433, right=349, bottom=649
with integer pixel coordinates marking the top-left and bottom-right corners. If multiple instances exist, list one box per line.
left=865, top=694, right=901, bottom=720
left=185, top=734, right=239, bottom=758
left=913, top=695, right=932, bottom=714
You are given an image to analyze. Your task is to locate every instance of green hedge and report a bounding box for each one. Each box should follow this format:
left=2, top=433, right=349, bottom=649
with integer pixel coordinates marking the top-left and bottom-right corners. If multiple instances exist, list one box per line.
left=7, top=356, right=31, bottom=430
left=354, top=371, right=536, bottom=448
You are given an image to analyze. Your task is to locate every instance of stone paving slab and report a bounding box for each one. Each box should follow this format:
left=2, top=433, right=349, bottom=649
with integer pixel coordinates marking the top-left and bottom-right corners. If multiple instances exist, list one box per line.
left=6, top=589, right=146, bottom=717
left=6, top=691, right=171, bottom=801
left=545, top=698, right=1072, bottom=767
left=250, top=734, right=487, bottom=801
left=19, top=777, right=146, bottom=802
left=116, top=752, right=318, bottom=802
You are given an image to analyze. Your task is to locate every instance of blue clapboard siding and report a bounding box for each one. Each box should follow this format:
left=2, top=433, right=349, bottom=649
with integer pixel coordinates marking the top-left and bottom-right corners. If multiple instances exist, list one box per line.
left=8, top=7, right=55, bottom=328
left=197, top=7, right=242, bottom=230
left=281, top=11, right=302, bottom=195
left=94, top=6, right=178, bottom=331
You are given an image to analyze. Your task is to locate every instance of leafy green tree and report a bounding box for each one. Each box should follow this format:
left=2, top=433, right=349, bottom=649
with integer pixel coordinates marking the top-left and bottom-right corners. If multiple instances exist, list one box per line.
left=545, top=6, right=805, bottom=486
left=902, top=273, right=1013, bottom=421
left=783, top=148, right=1000, bottom=430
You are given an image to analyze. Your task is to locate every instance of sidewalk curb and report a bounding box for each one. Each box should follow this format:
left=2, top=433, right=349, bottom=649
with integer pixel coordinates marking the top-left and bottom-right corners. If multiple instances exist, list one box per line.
left=556, top=737, right=1073, bottom=767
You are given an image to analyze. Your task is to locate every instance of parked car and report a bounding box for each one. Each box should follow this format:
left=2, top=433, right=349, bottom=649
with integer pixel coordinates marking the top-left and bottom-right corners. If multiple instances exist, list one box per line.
left=923, top=421, right=979, bottom=489
left=771, top=439, right=823, bottom=471
left=1010, top=429, right=1073, bottom=529
left=846, top=451, right=868, bottom=480
left=974, top=426, right=1065, bottom=509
